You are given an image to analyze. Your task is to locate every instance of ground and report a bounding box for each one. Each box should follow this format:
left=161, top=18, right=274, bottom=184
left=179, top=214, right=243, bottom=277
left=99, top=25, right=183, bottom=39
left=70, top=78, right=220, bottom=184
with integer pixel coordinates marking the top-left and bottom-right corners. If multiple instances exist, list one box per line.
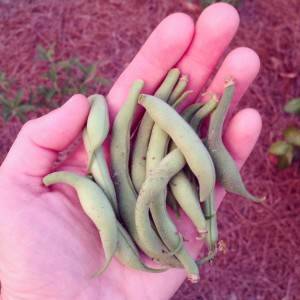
left=0, top=0, right=299, bottom=299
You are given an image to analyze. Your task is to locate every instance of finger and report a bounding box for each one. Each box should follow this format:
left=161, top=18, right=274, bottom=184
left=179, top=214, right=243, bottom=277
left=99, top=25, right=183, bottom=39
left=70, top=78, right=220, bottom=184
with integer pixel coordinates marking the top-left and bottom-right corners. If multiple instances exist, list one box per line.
left=176, top=3, right=240, bottom=106
left=223, top=108, right=262, bottom=167
left=60, top=14, right=195, bottom=168
left=201, top=47, right=261, bottom=117
left=106, top=13, right=194, bottom=121
left=1, top=95, right=90, bottom=179
left=215, top=108, right=262, bottom=208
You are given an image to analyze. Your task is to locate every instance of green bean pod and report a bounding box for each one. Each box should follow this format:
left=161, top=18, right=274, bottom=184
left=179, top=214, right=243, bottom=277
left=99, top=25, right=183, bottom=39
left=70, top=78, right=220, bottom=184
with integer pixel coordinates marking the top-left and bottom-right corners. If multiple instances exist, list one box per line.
left=171, top=90, right=193, bottom=109
left=82, top=128, right=119, bottom=216
left=167, top=98, right=222, bottom=239
left=202, top=190, right=218, bottom=252
left=115, top=221, right=168, bottom=273
left=42, top=171, right=118, bottom=278
left=167, top=102, right=203, bottom=191
left=110, top=79, right=144, bottom=234
left=86, top=94, right=110, bottom=170
left=189, top=95, right=219, bottom=133
left=165, top=102, right=210, bottom=235
left=168, top=74, right=189, bottom=106
left=166, top=187, right=181, bottom=220
left=138, top=94, right=216, bottom=202
left=180, top=102, right=204, bottom=122
left=145, top=88, right=190, bottom=175
left=110, top=80, right=182, bottom=267
left=205, top=77, right=265, bottom=202
left=131, top=68, right=181, bottom=192
left=169, top=171, right=207, bottom=238
left=136, top=148, right=200, bottom=282
left=167, top=102, right=204, bottom=152
left=145, top=90, right=197, bottom=273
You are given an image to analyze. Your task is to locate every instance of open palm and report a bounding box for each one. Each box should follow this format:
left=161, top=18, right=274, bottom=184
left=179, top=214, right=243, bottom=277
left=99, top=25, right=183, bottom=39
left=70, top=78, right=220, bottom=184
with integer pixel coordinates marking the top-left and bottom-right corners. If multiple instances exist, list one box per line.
left=0, top=4, right=262, bottom=300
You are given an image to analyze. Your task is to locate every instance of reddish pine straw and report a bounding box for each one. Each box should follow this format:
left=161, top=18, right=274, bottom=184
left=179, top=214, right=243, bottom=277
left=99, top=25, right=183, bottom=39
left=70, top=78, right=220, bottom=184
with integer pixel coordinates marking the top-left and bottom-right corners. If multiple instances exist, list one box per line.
left=0, top=0, right=299, bottom=299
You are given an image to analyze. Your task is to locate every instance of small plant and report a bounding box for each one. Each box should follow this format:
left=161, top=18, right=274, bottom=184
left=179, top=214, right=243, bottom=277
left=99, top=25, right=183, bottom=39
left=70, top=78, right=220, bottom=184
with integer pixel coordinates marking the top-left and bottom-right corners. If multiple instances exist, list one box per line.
left=268, top=98, right=300, bottom=172
left=0, top=44, right=110, bottom=123
left=199, top=0, right=241, bottom=8
left=35, top=44, right=110, bottom=107
left=0, top=72, right=36, bottom=122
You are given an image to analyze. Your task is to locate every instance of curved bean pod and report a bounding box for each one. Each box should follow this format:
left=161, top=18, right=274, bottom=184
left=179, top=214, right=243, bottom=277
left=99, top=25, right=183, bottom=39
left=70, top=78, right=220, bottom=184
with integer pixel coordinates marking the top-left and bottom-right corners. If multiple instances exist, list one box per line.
left=145, top=90, right=197, bottom=271
left=166, top=103, right=211, bottom=236
left=138, top=94, right=216, bottom=202
left=167, top=102, right=204, bottom=153
left=136, top=149, right=200, bottom=282
left=169, top=171, right=207, bottom=238
left=166, top=187, right=181, bottom=220
left=42, top=171, right=118, bottom=278
left=168, top=74, right=189, bottom=106
left=131, top=68, right=181, bottom=192
left=154, top=68, right=180, bottom=99
left=167, top=98, right=222, bottom=239
left=110, top=80, right=182, bottom=267
left=189, top=95, right=219, bottom=133
left=171, top=90, right=193, bottom=109
left=115, top=221, right=168, bottom=273
left=146, top=88, right=190, bottom=175
left=82, top=128, right=119, bottom=216
left=110, top=79, right=144, bottom=233
left=181, top=102, right=204, bottom=122
left=86, top=94, right=110, bottom=170
left=205, top=77, right=265, bottom=202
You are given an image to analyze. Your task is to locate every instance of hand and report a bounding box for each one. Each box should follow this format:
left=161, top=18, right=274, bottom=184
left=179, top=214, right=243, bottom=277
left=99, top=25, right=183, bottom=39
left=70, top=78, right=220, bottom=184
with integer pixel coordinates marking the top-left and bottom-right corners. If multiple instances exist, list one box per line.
left=0, top=3, right=262, bottom=300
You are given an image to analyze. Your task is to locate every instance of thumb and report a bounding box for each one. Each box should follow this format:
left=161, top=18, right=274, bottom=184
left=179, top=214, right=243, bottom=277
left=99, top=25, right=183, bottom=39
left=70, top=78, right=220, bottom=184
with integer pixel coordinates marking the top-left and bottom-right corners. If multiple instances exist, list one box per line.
left=1, top=94, right=90, bottom=179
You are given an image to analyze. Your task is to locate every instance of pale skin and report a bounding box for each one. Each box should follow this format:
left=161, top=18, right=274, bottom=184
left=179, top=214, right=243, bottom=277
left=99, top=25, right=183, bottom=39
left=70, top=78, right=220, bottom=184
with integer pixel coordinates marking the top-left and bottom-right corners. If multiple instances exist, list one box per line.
left=0, top=3, right=262, bottom=300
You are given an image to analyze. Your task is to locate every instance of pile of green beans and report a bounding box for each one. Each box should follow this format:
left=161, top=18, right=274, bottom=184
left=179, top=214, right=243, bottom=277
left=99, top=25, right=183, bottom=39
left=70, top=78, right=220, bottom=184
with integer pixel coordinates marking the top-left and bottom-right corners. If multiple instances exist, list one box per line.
left=42, top=69, right=265, bottom=283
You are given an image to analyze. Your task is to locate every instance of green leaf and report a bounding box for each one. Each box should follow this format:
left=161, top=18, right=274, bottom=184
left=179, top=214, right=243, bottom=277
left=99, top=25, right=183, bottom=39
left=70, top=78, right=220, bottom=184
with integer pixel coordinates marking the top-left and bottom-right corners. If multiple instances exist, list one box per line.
left=45, top=88, right=57, bottom=100
left=83, top=63, right=98, bottom=84
left=0, top=72, right=6, bottom=83
left=62, top=87, right=78, bottom=95
left=3, top=111, right=12, bottom=122
left=16, top=105, right=36, bottom=113
left=16, top=111, right=28, bottom=122
left=57, top=59, right=73, bottom=71
left=268, top=141, right=293, bottom=155
left=8, top=77, right=16, bottom=87
left=284, top=126, right=300, bottom=146
left=57, top=60, right=70, bottom=68
left=13, top=89, right=24, bottom=106
left=40, top=72, right=50, bottom=79
left=36, top=45, right=49, bottom=60
left=94, top=77, right=111, bottom=85
left=47, top=43, right=55, bottom=59
left=28, top=89, right=38, bottom=104
left=75, top=59, right=87, bottom=75
left=0, top=97, right=11, bottom=108
left=48, top=100, right=60, bottom=108
left=79, top=85, right=88, bottom=94
left=36, top=87, right=57, bottom=105
left=49, top=63, right=58, bottom=84
left=277, top=150, right=293, bottom=169
left=200, top=0, right=240, bottom=8
left=284, top=98, right=300, bottom=115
